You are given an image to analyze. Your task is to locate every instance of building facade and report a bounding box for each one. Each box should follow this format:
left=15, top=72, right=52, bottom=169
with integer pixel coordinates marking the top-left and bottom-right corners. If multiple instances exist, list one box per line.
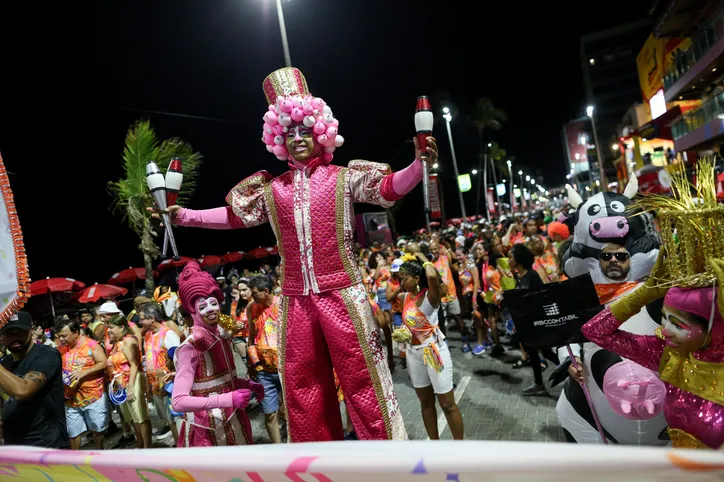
left=581, top=18, right=653, bottom=178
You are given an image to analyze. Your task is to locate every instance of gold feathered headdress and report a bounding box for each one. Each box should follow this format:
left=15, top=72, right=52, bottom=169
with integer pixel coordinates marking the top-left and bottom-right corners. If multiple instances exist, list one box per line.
left=632, top=158, right=724, bottom=288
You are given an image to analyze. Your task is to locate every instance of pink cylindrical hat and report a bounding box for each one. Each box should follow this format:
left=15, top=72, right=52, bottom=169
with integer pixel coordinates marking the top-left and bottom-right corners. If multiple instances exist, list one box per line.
left=177, top=261, right=223, bottom=314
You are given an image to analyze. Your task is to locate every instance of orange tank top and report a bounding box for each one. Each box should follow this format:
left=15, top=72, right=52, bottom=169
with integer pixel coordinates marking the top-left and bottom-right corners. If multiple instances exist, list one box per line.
left=458, top=265, right=474, bottom=295
left=62, top=336, right=104, bottom=408
left=388, top=277, right=402, bottom=313
left=251, top=296, right=281, bottom=372
left=144, top=326, right=170, bottom=395
left=402, top=292, right=437, bottom=345
left=233, top=306, right=249, bottom=338
left=434, top=254, right=457, bottom=303
left=106, top=335, right=134, bottom=388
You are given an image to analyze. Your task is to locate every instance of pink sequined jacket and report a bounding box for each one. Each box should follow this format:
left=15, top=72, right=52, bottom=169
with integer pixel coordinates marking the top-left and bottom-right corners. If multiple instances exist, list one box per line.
left=175, top=157, right=423, bottom=296
left=582, top=307, right=724, bottom=449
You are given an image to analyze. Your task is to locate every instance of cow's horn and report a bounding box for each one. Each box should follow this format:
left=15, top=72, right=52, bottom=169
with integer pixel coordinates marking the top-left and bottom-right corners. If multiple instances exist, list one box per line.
left=623, top=175, right=638, bottom=199
left=566, top=184, right=583, bottom=209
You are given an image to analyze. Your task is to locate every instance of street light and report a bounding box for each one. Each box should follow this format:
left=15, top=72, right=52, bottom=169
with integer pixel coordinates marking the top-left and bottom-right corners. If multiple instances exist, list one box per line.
left=442, top=107, right=467, bottom=219
left=270, top=0, right=293, bottom=67
left=517, top=170, right=525, bottom=210
left=587, top=105, right=606, bottom=190
left=472, top=169, right=478, bottom=175
left=507, top=160, right=514, bottom=211
left=525, top=175, right=530, bottom=182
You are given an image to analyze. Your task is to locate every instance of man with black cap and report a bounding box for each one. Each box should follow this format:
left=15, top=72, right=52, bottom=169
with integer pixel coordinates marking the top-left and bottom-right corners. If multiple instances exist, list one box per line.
left=0, top=311, right=69, bottom=447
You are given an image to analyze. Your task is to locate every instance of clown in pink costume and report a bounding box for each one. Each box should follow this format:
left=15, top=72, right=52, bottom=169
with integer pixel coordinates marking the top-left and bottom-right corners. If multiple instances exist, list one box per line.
left=166, top=68, right=437, bottom=442
left=582, top=257, right=724, bottom=449
left=171, top=261, right=264, bottom=447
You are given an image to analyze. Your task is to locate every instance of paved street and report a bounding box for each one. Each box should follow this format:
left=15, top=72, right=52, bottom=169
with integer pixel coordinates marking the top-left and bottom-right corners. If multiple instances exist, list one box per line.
left=386, top=328, right=566, bottom=442
left=92, top=327, right=566, bottom=449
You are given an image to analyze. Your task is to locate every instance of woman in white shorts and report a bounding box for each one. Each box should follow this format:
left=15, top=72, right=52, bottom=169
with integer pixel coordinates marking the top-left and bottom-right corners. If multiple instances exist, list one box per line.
left=392, top=253, right=464, bottom=439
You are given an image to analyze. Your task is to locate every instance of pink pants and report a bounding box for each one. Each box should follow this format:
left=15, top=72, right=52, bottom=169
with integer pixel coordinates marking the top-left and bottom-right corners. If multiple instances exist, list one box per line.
left=279, top=283, right=406, bottom=442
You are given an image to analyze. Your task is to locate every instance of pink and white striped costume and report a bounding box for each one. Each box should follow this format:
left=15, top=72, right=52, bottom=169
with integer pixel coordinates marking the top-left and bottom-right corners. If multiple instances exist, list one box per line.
left=172, top=68, right=425, bottom=442
left=172, top=261, right=255, bottom=447
left=173, top=321, right=253, bottom=447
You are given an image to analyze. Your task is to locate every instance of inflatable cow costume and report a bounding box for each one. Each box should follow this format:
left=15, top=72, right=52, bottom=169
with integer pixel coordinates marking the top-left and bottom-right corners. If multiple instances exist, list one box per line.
left=556, top=176, right=670, bottom=445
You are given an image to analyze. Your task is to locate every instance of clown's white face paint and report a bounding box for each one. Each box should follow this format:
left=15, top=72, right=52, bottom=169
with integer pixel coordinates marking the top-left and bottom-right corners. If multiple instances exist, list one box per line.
left=661, top=305, right=707, bottom=353
left=195, top=296, right=220, bottom=326
left=286, top=124, right=318, bottom=163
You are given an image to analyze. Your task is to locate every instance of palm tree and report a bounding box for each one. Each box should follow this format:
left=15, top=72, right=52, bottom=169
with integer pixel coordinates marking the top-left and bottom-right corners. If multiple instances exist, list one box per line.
left=470, top=98, right=506, bottom=217
left=108, top=120, right=203, bottom=292
left=488, top=141, right=508, bottom=209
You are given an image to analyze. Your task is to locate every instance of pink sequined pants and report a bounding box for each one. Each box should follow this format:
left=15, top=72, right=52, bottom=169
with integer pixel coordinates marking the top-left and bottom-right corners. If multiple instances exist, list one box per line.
left=279, top=283, right=406, bottom=442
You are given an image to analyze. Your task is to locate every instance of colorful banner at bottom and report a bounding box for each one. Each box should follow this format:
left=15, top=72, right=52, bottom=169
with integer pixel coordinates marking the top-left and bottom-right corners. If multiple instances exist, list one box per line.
left=0, top=441, right=723, bottom=482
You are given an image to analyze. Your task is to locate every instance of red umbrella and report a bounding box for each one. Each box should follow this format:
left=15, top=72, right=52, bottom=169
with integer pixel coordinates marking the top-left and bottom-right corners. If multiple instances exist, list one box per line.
left=247, top=247, right=274, bottom=259
left=107, top=267, right=147, bottom=285
left=156, top=256, right=194, bottom=272
left=30, top=277, right=85, bottom=296
left=269, top=246, right=279, bottom=255
left=197, top=255, right=223, bottom=268
left=221, top=251, right=245, bottom=264
left=72, top=284, right=128, bottom=304
left=30, top=277, right=86, bottom=317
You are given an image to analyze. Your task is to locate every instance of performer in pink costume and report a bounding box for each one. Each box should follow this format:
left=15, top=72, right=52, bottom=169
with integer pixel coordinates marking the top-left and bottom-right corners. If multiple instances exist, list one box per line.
left=166, top=67, right=436, bottom=441
left=582, top=257, right=724, bottom=449
left=171, top=261, right=264, bottom=447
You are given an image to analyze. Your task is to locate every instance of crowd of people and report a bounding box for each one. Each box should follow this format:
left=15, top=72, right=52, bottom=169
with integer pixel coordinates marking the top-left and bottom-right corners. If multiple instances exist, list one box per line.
left=0, top=66, right=720, bottom=453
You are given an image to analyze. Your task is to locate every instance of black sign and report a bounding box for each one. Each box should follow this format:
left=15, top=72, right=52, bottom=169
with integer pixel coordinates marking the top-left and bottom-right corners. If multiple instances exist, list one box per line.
left=502, top=274, right=603, bottom=349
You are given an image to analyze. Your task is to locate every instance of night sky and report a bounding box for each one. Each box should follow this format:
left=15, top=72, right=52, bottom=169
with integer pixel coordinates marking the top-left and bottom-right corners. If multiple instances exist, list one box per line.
left=12, top=0, right=652, bottom=285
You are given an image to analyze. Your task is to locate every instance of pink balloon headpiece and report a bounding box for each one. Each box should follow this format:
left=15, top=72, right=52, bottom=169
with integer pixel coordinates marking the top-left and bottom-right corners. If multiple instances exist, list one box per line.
left=261, top=67, right=344, bottom=164
left=177, top=261, right=223, bottom=315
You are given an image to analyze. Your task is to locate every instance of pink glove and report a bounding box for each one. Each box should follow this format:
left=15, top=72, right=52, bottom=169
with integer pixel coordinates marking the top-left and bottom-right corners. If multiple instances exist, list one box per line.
left=231, top=389, right=252, bottom=410
left=247, top=380, right=265, bottom=403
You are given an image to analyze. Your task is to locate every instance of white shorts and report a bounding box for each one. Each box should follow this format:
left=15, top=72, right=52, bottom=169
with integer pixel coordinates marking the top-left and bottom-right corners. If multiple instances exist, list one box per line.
left=407, top=341, right=454, bottom=394
left=442, top=298, right=461, bottom=317
left=65, top=395, right=110, bottom=438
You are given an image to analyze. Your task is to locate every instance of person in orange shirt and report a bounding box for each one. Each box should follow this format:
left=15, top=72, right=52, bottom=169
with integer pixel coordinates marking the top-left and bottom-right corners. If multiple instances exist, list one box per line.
left=227, top=279, right=253, bottom=375
left=246, top=275, right=283, bottom=443
left=386, top=259, right=406, bottom=368
left=138, top=302, right=181, bottom=445
left=430, top=240, right=468, bottom=352
left=105, top=314, right=151, bottom=448
left=56, top=319, right=109, bottom=450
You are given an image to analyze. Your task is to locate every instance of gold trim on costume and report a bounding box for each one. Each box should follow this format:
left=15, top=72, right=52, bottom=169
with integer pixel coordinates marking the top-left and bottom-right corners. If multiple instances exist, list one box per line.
left=264, top=182, right=285, bottom=288
left=335, top=168, right=359, bottom=282
left=277, top=296, right=292, bottom=442
left=263, top=68, right=310, bottom=105
left=668, top=428, right=710, bottom=449
left=340, top=288, right=393, bottom=439
left=659, top=347, right=724, bottom=406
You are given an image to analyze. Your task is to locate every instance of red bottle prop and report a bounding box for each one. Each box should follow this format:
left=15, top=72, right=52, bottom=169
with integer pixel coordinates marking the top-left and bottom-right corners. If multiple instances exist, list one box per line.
left=165, top=157, right=183, bottom=206
left=414, top=96, right=434, bottom=215
left=414, top=96, right=433, bottom=155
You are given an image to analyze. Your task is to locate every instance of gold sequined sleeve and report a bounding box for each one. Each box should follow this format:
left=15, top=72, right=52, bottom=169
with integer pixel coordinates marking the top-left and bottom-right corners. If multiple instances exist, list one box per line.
left=347, top=160, right=396, bottom=208
left=225, top=171, right=274, bottom=228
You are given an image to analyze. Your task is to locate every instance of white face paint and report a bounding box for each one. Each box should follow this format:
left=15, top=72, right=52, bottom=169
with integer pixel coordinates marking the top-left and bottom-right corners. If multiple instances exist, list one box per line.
left=661, top=306, right=706, bottom=352
left=195, top=296, right=220, bottom=325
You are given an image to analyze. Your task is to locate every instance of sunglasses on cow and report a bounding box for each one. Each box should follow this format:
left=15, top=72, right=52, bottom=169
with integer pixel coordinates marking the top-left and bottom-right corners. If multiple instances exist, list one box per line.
left=599, top=252, right=630, bottom=262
